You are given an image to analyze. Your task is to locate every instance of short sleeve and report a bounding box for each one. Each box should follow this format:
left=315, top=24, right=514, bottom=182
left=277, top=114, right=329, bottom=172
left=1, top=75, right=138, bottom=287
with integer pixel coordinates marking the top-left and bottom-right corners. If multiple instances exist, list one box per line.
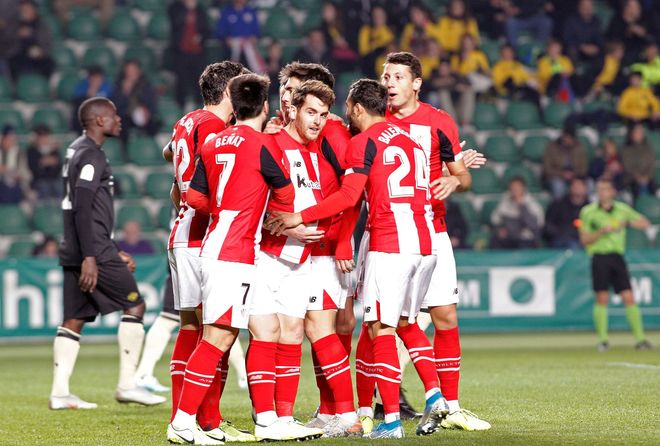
left=621, top=203, right=643, bottom=222
left=74, top=150, right=105, bottom=191
left=260, top=144, right=291, bottom=189
left=346, top=137, right=377, bottom=176
left=190, top=159, right=209, bottom=195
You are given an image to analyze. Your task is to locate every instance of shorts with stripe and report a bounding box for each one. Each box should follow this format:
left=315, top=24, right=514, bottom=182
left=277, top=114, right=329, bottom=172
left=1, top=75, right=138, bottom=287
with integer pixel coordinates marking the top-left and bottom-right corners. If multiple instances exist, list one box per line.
left=307, top=255, right=350, bottom=311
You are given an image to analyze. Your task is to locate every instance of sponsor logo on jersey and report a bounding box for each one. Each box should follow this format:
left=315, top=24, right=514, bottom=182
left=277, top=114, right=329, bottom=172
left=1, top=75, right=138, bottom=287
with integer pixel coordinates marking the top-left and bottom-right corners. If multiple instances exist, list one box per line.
left=296, top=174, right=321, bottom=190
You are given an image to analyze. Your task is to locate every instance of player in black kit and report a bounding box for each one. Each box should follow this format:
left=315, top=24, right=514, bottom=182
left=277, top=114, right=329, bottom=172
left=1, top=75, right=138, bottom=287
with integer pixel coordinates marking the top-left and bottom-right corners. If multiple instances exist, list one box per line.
left=49, top=97, right=165, bottom=409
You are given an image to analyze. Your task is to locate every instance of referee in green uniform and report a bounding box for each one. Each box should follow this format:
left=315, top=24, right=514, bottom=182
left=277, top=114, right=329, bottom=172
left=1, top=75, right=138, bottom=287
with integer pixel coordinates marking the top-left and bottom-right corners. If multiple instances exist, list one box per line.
left=578, top=178, right=653, bottom=351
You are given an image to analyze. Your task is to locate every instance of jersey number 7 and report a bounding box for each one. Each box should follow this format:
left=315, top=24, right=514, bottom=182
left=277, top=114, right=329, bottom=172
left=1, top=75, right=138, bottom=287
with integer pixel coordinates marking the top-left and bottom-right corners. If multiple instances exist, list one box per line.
left=215, top=153, right=236, bottom=206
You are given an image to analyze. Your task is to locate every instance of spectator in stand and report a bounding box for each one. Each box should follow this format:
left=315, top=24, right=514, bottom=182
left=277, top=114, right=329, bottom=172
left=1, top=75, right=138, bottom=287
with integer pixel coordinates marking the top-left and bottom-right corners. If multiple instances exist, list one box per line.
left=53, top=0, right=113, bottom=27
left=27, top=124, right=62, bottom=203
left=451, top=34, right=491, bottom=94
left=621, top=123, right=656, bottom=199
left=424, top=58, right=474, bottom=128
left=492, top=43, right=539, bottom=103
left=0, top=126, right=30, bottom=204
left=543, top=177, right=590, bottom=249
left=606, top=0, right=652, bottom=66
left=374, top=41, right=399, bottom=78
left=472, top=0, right=508, bottom=40
left=537, top=38, right=575, bottom=100
left=216, top=0, right=265, bottom=73
left=504, top=0, right=553, bottom=49
left=8, top=0, right=54, bottom=80
left=445, top=197, right=469, bottom=249
left=419, top=40, right=446, bottom=80
left=542, top=124, right=588, bottom=199
left=358, top=6, right=394, bottom=78
left=0, top=0, right=19, bottom=79
left=118, top=220, right=154, bottom=256
left=33, top=235, right=59, bottom=258
left=617, top=72, right=660, bottom=128
left=71, top=66, right=113, bottom=132
left=400, top=2, right=439, bottom=55
left=490, top=176, right=545, bottom=249
left=293, top=28, right=332, bottom=67
left=319, top=0, right=358, bottom=73
left=630, top=43, right=660, bottom=92
left=589, top=41, right=627, bottom=99
left=168, top=0, right=210, bottom=108
left=588, top=138, right=624, bottom=191
left=562, top=0, right=603, bottom=65
left=436, top=0, right=480, bottom=54
left=265, top=40, right=284, bottom=97
left=111, top=60, right=159, bottom=143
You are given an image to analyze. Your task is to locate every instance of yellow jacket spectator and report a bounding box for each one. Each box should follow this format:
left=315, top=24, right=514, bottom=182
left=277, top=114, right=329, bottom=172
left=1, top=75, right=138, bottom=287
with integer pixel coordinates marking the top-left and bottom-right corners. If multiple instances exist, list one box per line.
left=617, top=73, right=660, bottom=121
left=592, top=41, right=624, bottom=93
left=400, top=3, right=441, bottom=54
left=450, top=34, right=489, bottom=76
left=420, top=40, right=445, bottom=80
left=436, top=0, right=480, bottom=53
left=537, top=40, right=574, bottom=94
left=492, top=45, right=531, bottom=95
left=358, top=6, right=394, bottom=56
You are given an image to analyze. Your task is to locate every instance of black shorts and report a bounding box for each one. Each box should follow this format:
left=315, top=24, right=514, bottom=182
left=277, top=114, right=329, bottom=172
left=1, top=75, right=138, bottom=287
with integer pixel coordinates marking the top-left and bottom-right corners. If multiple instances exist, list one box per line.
left=591, top=254, right=632, bottom=293
left=63, top=259, right=143, bottom=322
left=161, top=269, right=178, bottom=316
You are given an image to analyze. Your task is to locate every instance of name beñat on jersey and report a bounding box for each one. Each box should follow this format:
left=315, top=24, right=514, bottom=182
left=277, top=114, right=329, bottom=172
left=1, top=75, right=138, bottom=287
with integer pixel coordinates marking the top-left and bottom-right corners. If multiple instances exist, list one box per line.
left=377, top=125, right=412, bottom=145
left=215, top=134, right=246, bottom=149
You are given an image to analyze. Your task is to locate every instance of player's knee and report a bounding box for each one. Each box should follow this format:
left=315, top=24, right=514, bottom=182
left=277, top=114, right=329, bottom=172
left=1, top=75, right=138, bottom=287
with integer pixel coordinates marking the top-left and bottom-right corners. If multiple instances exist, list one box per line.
left=280, top=322, right=305, bottom=344
left=124, top=302, right=145, bottom=319
left=336, top=311, right=356, bottom=335
left=61, top=319, right=85, bottom=334
left=431, top=307, right=458, bottom=330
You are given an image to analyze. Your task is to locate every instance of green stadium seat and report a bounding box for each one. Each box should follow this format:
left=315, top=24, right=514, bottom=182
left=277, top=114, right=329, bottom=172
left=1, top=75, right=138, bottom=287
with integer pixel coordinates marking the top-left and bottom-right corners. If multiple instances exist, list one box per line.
left=82, top=45, right=117, bottom=77
left=467, top=227, right=491, bottom=250
left=51, top=44, right=78, bottom=70
left=127, top=136, right=163, bottom=166
left=0, top=77, right=12, bottom=103
left=8, top=239, right=36, bottom=257
left=484, top=135, right=519, bottom=163
left=56, top=72, right=80, bottom=102
left=67, top=11, right=101, bottom=41
left=502, top=165, right=541, bottom=192
left=203, top=39, right=226, bottom=66
left=301, top=11, right=322, bottom=33
left=0, top=205, right=31, bottom=235
left=145, top=172, right=173, bottom=199
left=473, top=102, right=504, bottom=131
left=158, top=101, right=183, bottom=132
left=158, top=203, right=175, bottom=230
left=32, top=107, right=68, bottom=134
left=522, top=135, right=550, bottom=163
left=43, top=14, right=63, bottom=40
left=480, top=198, right=499, bottom=227
left=264, top=8, right=298, bottom=40
left=544, top=101, right=572, bottom=128
left=124, top=46, right=158, bottom=72
left=634, top=195, right=660, bottom=225
left=337, top=72, right=362, bottom=92
left=506, top=101, right=542, bottom=130
left=147, top=12, right=170, bottom=41
left=452, top=197, right=478, bottom=230
left=516, top=39, right=544, bottom=66
left=0, top=109, right=26, bottom=134
left=102, top=138, right=124, bottom=165
left=144, top=235, right=166, bottom=254
left=107, top=11, right=141, bottom=42
left=114, top=172, right=140, bottom=199
left=626, top=228, right=651, bottom=249
left=33, top=204, right=63, bottom=235
left=582, top=99, right=614, bottom=113
left=135, top=0, right=161, bottom=11
left=116, top=205, right=154, bottom=231
left=16, top=75, right=50, bottom=102
left=647, top=131, right=660, bottom=159
left=470, top=166, right=502, bottom=194
left=480, top=39, right=501, bottom=65
left=460, top=133, right=477, bottom=151
left=291, top=0, right=322, bottom=10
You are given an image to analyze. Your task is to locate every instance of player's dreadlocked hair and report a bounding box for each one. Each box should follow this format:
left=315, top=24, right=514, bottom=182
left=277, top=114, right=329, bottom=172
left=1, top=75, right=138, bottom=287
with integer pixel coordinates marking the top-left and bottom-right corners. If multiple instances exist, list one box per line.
left=229, top=74, right=270, bottom=120
left=384, top=52, right=423, bottom=80
left=347, top=79, right=388, bottom=116
left=291, top=80, right=336, bottom=109
left=278, top=62, right=335, bottom=89
left=199, top=61, right=249, bottom=106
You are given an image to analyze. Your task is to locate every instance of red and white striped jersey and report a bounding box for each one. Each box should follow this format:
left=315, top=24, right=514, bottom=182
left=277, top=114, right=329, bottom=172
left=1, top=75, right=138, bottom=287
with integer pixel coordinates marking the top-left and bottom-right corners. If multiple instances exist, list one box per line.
left=346, top=121, right=435, bottom=255
left=190, top=125, right=291, bottom=264
left=260, top=129, right=332, bottom=264
left=386, top=102, right=461, bottom=233
left=169, top=109, right=226, bottom=249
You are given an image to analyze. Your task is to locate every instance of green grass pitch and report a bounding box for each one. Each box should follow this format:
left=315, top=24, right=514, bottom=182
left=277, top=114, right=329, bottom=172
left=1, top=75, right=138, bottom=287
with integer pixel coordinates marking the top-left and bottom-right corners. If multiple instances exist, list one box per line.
left=1, top=331, right=659, bottom=445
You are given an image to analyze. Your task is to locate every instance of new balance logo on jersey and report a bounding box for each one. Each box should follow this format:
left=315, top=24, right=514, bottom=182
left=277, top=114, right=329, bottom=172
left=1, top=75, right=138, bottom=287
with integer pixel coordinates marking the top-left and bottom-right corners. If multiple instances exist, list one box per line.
left=365, top=306, right=371, bottom=313
left=295, top=161, right=302, bottom=167
left=309, top=296, right=318, bottom=303
left=296, top=174, right=321, bottom=189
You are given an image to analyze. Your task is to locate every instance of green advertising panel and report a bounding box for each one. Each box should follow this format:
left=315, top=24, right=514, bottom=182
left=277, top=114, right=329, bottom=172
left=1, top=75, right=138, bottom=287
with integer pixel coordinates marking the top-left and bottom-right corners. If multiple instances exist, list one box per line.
left=0, top=251, right=658, bottom=338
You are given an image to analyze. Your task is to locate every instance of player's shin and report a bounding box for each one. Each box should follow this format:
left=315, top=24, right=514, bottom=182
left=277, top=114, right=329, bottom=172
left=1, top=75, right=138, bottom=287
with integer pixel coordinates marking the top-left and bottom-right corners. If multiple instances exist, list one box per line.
left=356, top=323, right=376, bottom=416
left=117, top=315, right=145, bottom=391
left=170, top=327, right=201, bottom=421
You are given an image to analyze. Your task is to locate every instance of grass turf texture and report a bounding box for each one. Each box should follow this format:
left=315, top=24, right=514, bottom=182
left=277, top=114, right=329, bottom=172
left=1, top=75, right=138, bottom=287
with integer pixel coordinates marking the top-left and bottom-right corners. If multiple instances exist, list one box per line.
left=1, top=331, right=659, bottom=445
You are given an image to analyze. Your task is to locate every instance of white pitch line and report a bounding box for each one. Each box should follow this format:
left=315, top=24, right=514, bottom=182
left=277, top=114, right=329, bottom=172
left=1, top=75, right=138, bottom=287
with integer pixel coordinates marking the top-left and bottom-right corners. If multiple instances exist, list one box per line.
left=606, top=362, right=660, bottom=370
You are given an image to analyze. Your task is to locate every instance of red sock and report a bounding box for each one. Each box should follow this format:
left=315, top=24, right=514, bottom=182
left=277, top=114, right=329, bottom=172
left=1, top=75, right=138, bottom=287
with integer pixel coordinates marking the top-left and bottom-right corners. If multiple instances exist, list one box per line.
left=355, top=324, right=375, bottom=409
left=337, top=332, right=352, bottom=357
left=312, top=334, right=354, bottom=414
left=170, top=328, right=200, bottom=421
left=197, top=351, right=229, bottom=430
left=177, top=340, right=225, bottom=416
left=246, top=340, right=277, bottom=415
left=434, top=327, right=460, bottom=401
left=372, top=335, right=401, bottom=415
left=312, top=348, right=335, bottom=415
left=275, top=343, right=302, bottom=417
left=396, top=323, right=439, bottom=393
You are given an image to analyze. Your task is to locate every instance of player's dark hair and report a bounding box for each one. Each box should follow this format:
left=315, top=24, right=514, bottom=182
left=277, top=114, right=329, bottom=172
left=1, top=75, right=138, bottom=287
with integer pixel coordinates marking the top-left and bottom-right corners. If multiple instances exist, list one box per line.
left=78, top=97, right=114, bottom=129
left=347, top=79, right=388, bottom=116
left=384, top=52, right=423, bottom=80
left=278, top=62, right=335, bottom=89
left=229, top=74, right=270, bottom=120
left=291, top=80, right=335, bottom=109
left=199, top=61, right=248, bottom=106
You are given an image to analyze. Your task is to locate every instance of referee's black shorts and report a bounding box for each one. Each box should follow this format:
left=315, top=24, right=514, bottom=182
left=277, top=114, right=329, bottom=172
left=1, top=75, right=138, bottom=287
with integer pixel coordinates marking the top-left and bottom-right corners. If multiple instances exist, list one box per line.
left=63, top=258, right=143, bottom=322
left=591, top=253, right=632, bottom=293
